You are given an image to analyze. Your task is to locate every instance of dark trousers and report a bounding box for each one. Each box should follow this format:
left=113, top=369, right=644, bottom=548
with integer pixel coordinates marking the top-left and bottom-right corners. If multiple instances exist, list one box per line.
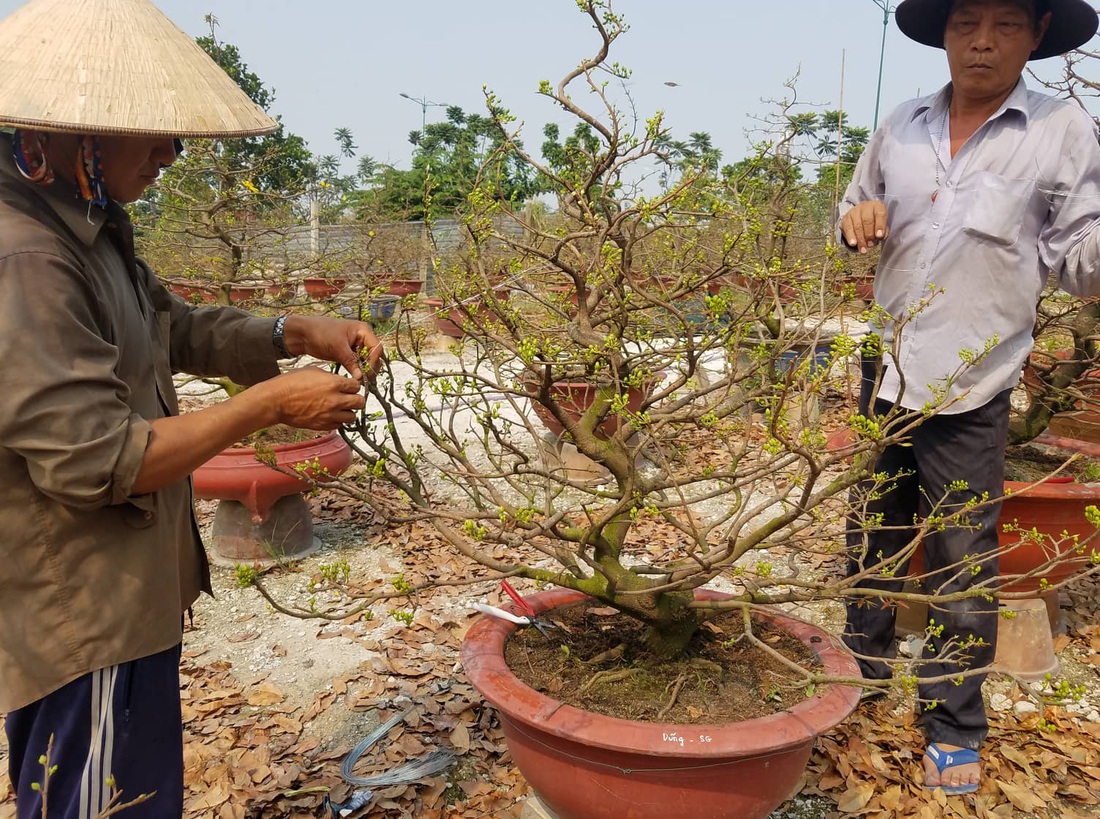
left=4, top=644, right=183, bottom=819
left=843, top=363, right=1008, bottom=750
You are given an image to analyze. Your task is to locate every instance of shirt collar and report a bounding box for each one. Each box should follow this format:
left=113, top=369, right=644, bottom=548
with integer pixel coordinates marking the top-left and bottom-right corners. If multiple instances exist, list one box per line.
left=911, top=77, right=1031, bottom=126
left=0, top=134, right=109, bottom=247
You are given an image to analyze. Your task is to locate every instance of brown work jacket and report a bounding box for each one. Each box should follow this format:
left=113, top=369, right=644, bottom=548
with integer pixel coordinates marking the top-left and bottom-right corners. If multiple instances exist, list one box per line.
left=0, top=147, right=280, bottom=712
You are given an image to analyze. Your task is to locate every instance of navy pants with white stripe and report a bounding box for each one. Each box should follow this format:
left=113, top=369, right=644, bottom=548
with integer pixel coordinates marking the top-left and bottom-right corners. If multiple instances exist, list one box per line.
left=4, top=644, right=183, bottom=819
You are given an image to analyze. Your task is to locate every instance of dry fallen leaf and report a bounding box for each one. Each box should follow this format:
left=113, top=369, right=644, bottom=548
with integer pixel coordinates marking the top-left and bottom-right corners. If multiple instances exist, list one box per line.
left=994, top=778, right=1047, bottom=813
left=835, top=782, right=875, bottom=813
left=450, top=722, right=472, bottom=753
left=246, top=682, right=286, bottom=707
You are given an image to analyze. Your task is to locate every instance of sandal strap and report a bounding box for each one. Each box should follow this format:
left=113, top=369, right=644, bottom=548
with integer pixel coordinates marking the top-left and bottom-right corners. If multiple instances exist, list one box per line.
left=926, top=743, right=980, bottom=774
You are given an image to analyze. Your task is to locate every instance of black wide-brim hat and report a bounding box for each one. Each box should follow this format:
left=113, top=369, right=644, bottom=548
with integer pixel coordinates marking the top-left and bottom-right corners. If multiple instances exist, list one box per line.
left=896, top=0, right=1098, bottom=60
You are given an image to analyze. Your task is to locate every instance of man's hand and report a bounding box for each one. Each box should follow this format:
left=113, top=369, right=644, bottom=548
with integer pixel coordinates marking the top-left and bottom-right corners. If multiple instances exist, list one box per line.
left=134, top=367, right=366, bottom=494
left=282, top=315, right=383, bottom=384
left=841, top=201, right=889, bottom=254
left=258, top=367, right=367, bottom=430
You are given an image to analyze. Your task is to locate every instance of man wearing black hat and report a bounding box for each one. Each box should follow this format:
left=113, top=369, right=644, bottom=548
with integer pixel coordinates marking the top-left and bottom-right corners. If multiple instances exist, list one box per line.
left=839, top=0, right=1100, bottom=796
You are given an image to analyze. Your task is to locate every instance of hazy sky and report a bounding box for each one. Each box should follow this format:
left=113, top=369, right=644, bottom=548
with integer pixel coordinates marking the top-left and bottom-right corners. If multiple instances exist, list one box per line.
left=2, top=1, right=1095, bottom=173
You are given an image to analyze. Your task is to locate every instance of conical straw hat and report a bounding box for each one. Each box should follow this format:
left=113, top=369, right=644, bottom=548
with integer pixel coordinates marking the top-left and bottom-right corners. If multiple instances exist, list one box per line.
left=0, top=0, right=278, bottom=137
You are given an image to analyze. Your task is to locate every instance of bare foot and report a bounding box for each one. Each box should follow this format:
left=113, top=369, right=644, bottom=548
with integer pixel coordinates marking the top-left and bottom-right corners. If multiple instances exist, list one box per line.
left=923, top=743, right=980, bottom=791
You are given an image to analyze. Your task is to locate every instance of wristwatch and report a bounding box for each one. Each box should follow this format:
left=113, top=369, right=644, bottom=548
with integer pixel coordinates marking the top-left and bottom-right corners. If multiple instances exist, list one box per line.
left=272, top=315, right=291, bottom=358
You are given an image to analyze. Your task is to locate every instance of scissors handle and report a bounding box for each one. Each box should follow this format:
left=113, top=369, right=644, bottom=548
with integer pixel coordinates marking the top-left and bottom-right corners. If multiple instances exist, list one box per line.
left=472, top=602, right=531, bottom=625
left=500, top=579, right=537, bottom=618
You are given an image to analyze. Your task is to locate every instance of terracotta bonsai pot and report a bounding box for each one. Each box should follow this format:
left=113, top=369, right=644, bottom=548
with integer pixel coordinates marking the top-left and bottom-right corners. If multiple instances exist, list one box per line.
left=544, top=283, right=580, bottom=310
left=266, top=282, right=296, bottom=301
left=423, top=298, right=464, bottom=338
left=227, top=285, right=264, bottom=303
left=385, top=278, right=424, bottom=297
left=521, top=373, right=660, bottom=440
left=729, top=274, right=798, bottom=303
left=461, top=588, right=861, bottom=819
left=192, top=430, right=353, bottom=563
left=168, top=283, right=215, bottom=304
left=453, top=289, right=511, bottom=332
left=303, top=277, right=349, bottom=299
left=832, top=274, right=875, bottom=302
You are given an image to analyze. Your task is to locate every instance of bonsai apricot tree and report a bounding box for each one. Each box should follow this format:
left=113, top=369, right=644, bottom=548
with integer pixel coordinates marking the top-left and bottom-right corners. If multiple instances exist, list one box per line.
left=250, top=2, right=1100, bottom=704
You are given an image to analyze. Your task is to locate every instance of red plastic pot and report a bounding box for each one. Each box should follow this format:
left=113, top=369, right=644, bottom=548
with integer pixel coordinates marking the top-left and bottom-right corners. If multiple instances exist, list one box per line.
left=193, top=430, right=352, bottom=520
left=523, top=374, right=660, bottom=440
left=266, top=282, right=296, bottom=301
left=168, top=283, right=215, bottom=304
left=461, top=588, right=860, bottom=819
left=706, top=277, right=728, bottom=296
left=192, top=431, right=352, bottom=563
left=729, top=274, right=798, bottom=303
left=544, top=283, right=580, bottom=310
left=228, top=285, right=264, bottom=303
left=422, top=297, right=464, bottom=338
left=385, top=278, right=424, bottom=297
left=832, top=274, right=875, bottom=302
left=303, top=277, right=349, bottom=299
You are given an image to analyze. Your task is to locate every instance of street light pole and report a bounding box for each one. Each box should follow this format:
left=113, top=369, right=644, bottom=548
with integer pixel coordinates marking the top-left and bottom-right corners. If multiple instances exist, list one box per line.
left=399, top=92, right=447, bottom=135
left=871, top=0, right=896, bottom=131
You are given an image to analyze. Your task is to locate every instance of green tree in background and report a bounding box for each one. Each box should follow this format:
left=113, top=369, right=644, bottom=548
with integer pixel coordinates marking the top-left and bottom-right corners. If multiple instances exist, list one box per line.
left=193, top=14, right=316, bottom=195
left=354, top=106, right=540, bottom=221
left=799, top=109, right=869, bottom=194
left=134, top=17, right=355, bottom=297
left=654, top=130, right=723, bottom=191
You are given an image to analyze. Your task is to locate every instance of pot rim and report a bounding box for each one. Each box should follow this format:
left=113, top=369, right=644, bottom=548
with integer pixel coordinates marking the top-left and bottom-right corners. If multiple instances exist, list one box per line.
left=461, top=588, right=860, bottom=760
left=1005, top=432, right=1100, bottom=498
left=213, top=427, right=347, bottom=456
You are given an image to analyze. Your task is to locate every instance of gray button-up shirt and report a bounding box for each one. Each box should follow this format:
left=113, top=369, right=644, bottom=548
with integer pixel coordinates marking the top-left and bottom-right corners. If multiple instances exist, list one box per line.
left=839, top=79, right=1100, bottom=413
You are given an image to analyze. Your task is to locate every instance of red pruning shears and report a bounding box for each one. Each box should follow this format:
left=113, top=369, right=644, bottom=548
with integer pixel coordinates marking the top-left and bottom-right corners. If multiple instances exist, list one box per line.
left=472, top=579, right=558, bottom=638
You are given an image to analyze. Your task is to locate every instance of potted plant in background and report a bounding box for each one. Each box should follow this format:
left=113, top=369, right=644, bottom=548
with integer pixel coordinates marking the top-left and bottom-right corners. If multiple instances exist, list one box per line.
left=134, top=17, right=372, bottom=314
left=191, top=421, right=353, bottom=564
left=176, top=376, right=355, bottom=564
left=302, top=275, right=350, bottom=300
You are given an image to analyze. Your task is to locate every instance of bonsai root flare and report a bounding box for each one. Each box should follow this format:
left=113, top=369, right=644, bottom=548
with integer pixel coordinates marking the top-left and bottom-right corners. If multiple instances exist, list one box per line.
left=578, top=668, right=641, bottom=694
left=656, top=673, right=689, bottom=721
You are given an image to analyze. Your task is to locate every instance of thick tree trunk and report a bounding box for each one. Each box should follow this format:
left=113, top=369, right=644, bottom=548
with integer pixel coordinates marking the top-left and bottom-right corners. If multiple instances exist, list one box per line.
left=638, top=590, right=708, bottom=658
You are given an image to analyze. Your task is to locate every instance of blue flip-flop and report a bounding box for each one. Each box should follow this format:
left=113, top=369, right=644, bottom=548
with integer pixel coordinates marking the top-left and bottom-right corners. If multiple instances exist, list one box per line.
left=924, top=743, right=980, bottom=795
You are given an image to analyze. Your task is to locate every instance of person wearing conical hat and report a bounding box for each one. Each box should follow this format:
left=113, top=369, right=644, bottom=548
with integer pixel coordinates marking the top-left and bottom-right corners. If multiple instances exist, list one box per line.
left=839, top=0, right=1100, bottom=797
left=0, top=1, right=382, bottom=816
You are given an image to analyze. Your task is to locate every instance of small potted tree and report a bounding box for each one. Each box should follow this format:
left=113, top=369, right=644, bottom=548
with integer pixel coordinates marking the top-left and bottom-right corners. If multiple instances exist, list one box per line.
left=185, top=376, right=353, bottom=564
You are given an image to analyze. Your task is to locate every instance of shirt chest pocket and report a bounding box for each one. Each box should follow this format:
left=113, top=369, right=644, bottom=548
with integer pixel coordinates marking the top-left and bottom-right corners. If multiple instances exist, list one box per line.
left=961, top=171, right=1035, bottom=246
